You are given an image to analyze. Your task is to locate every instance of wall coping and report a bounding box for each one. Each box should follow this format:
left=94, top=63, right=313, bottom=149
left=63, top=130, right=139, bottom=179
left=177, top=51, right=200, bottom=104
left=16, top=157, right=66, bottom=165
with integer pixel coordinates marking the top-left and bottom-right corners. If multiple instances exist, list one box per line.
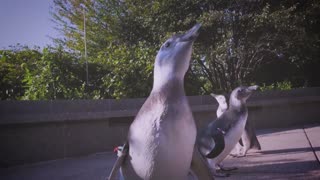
left=1, top=87, right=319, bottom=125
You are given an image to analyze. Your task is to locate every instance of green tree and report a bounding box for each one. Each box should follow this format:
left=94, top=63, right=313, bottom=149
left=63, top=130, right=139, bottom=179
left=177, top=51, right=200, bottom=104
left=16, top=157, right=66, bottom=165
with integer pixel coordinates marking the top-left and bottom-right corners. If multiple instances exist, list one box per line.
left=51, top=0, right=320, bottom=96
left=52, top=0, right=159, bottom=98
left=95, top=42, right=155, bottom=98
left=22, top=47, right=86, bottom=100
left=0, top=45, right=42, bottom=100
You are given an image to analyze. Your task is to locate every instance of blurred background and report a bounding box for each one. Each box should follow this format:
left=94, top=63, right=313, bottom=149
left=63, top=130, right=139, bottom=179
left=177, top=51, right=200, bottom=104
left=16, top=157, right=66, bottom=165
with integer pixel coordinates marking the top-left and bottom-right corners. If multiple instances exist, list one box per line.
left=0, top=0, right=319, bottom=100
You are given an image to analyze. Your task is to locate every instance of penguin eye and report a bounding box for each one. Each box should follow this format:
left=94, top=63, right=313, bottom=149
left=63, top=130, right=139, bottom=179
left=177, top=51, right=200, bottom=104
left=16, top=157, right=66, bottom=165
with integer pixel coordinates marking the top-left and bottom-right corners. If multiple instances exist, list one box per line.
left=238, top=89, right=243, bottom=93
left=164, top=42, right=171, bottom=48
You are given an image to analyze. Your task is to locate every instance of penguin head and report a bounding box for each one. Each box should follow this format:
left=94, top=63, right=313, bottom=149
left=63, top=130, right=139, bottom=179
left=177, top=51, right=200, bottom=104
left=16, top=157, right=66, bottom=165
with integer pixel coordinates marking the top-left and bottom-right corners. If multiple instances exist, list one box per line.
left=210, top=93, right=227, bottom=107
left=230, top=85, right=259, bottom=105
left=154, top=24, right=201, bottom=85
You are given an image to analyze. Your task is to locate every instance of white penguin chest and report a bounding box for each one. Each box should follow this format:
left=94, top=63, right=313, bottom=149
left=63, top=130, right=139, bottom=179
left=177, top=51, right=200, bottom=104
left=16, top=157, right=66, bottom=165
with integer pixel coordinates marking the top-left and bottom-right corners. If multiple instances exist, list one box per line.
left=127, top=102, right=197, bottom=179
left=214, top=114, right=247, bottom=164
left=226, top=115, right=247, bottom=145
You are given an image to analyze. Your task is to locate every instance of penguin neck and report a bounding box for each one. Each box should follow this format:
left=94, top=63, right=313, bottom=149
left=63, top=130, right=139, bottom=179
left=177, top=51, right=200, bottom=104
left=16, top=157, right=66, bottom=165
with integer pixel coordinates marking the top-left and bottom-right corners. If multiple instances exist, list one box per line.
left=152, top=74, right=185, bottom=98
left=219, top=102, right=228, bottom=111
left=229, top=99, right=246, bottom=113
left=152, top=65, right=185, bottom=89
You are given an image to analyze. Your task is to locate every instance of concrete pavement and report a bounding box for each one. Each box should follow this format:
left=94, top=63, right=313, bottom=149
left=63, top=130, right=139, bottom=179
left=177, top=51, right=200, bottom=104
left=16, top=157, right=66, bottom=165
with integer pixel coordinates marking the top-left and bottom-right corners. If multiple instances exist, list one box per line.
left=1, top=124, right=320, bottom=180
left=217, top=124, right=320, bottom=179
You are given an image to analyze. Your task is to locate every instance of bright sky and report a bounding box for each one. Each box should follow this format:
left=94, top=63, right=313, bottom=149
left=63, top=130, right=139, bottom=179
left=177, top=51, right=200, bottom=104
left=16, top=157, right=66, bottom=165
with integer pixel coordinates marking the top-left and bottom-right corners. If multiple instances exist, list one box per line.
left=0, top=0, right=60, bottom=49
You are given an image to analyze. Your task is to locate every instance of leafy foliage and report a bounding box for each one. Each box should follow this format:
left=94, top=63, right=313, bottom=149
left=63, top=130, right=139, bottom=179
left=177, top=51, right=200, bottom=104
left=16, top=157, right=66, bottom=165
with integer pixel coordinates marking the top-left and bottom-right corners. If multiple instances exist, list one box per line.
left=0, top=0, right=319, bottom=100
left=22, top=47, right=86, bottom=100
left=51, top=0, right=320, bottom=94
left=0, top=46, right=42, bottom=100
left=92, top=42, right=155, bottom=99
left=260, top=81, right=293, bottom=91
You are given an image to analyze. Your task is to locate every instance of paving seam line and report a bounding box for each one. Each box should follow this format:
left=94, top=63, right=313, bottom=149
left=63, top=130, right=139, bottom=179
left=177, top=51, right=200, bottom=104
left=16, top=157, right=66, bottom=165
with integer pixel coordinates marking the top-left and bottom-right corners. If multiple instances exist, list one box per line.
left=302, top=127, right=320, bottom=165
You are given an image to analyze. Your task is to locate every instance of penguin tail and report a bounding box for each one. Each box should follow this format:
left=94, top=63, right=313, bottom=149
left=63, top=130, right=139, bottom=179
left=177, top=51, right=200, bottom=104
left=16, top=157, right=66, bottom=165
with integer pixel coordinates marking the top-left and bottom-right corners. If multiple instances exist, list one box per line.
left=250, top=137, right=261, bottom=150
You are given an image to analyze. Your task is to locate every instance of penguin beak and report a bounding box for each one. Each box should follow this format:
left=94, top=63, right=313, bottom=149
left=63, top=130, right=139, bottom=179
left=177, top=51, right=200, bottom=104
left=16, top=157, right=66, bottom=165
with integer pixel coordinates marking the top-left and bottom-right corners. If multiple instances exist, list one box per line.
left=247, top=85, right=259, bottom=92
left=180, top=23, right=201, bottom=42
left=210, top=93, right=217, bottom=98
left=244, top=85, right=259, bottom=97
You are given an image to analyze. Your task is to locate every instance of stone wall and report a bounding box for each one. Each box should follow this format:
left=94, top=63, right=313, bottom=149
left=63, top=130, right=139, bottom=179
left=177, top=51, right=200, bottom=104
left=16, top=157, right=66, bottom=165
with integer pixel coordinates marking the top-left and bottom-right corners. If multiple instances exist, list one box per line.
left=0, top=88, right=319, bottom=167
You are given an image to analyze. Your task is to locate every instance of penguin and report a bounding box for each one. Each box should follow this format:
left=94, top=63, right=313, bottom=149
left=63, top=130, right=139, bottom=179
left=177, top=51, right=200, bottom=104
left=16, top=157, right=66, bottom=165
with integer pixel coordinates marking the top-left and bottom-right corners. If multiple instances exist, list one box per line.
left=115, top=23, right=213, bottom=180
left=197, top=85, right=258, bottom=177
left=210, top=92, right=261, bottom=157
left=210, top=93, right=227, bottom=118
left=233, top=120, right=261, bottom=157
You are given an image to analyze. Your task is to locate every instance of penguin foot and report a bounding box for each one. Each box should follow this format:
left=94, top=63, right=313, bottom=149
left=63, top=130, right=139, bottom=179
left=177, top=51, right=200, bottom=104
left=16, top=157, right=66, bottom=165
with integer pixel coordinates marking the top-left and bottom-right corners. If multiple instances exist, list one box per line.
left=236, top=154, right=246, bottom=158
left=218, top=165, right=238, bottom=172
left=213, top=171, right=230, bottom=177
left=229, top=153, right=238, bottom=157
left=210, top=166, right=230, bottom=177
left=230, top=148, right=248, bottom=158
left=230, top=153, right=247, bottom=158
left=236, top=149, right=248, bottom=158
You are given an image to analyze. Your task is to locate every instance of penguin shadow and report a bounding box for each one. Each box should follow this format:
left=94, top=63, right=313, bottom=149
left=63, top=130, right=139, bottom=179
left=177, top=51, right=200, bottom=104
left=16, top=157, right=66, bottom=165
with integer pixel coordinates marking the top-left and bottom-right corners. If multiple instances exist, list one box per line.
left=233, top=146, right=320, bottom=159
left=224, top=160, right=320, bottom=180
left=255, top=126, right=305, bottom=137
left=221, top=150, right=320, bottom=179
left=258, top=146, right=320, bottom=156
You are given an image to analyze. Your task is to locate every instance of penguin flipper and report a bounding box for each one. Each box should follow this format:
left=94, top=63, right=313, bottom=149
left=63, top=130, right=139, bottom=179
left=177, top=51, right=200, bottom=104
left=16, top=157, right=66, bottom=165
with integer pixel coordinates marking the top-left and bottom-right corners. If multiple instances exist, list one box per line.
left=190, top=145, right=214, bottom=180
left=108, top=142, right=129, bottom=180
left=205, top=132, right=225, bottom=159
